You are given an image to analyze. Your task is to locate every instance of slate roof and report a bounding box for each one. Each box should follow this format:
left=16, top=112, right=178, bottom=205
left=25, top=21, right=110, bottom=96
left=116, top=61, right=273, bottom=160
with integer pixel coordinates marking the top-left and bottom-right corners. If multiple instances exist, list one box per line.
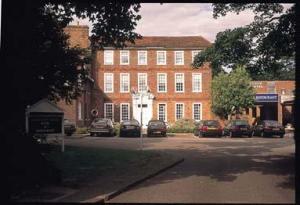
left=125, top=36, right=212, bottom=48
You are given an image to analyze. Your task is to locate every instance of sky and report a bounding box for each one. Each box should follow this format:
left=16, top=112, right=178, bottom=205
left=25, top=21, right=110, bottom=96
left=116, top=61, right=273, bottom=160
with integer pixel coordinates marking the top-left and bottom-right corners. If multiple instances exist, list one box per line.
left=74, top=3, right=293, bottom=43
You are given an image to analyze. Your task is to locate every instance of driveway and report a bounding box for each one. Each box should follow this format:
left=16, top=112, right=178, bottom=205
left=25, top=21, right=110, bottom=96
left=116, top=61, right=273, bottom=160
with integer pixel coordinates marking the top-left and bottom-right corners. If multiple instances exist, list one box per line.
left=62, top=134, right=295, bottom=203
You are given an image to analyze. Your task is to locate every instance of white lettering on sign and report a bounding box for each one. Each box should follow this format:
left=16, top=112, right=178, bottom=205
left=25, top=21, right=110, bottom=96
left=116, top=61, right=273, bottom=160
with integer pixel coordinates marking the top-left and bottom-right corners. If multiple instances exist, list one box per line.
left=251, top=81, right=263, bottom=88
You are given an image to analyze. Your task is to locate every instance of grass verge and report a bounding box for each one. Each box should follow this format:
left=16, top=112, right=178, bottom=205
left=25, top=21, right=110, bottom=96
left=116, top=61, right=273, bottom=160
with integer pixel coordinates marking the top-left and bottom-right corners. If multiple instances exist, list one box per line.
left=44, top=145, right=178, bottom=188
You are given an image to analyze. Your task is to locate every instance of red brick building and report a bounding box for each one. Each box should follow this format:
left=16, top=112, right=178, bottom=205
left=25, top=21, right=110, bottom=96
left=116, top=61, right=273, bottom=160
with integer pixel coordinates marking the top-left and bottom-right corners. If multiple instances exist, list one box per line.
left=246, top=81, right=295, bottom=126
left=58, top=24, right=295, bottom=128
left=93, top=36, right=213, bottom=127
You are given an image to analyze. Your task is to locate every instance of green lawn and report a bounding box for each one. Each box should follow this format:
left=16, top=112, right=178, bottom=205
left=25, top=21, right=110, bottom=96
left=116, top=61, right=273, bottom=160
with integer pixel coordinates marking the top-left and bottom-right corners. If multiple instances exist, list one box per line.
left=45, top=145, right=177, bottom=188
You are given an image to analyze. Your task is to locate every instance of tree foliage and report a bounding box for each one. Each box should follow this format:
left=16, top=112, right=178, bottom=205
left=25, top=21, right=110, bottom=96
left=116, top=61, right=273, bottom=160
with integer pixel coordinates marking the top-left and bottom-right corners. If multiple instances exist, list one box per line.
left=193, top=3, right=295, bottom=80
left=2, top=1, right=141, bottom=198
left=211, top=66, right=255, bottom=119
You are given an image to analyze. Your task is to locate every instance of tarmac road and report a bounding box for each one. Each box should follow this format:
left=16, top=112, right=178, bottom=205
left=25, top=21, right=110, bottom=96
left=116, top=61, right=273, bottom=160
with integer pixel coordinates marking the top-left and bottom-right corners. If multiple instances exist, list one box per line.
left=103, top=134, right=295, bottom=203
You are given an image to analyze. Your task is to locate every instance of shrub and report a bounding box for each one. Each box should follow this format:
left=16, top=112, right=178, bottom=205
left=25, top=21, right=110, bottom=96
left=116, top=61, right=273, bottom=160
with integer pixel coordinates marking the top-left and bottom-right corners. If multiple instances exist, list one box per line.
left=75, top=127, right=88, bottom=134
left=113, top=122, right=121, bottom=136
left=167, top=119, right=196, bottom=133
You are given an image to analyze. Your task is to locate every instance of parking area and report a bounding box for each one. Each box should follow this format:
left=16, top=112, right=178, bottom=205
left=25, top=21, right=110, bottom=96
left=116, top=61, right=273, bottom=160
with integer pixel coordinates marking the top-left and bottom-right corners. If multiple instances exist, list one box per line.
left=55, top=132, right=295, bottom=203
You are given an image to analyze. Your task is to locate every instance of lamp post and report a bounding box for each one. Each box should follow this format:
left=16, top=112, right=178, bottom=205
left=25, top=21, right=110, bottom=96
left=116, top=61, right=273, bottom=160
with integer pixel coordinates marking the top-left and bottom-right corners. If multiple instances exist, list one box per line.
left=131, top=87, right=150, bottom=151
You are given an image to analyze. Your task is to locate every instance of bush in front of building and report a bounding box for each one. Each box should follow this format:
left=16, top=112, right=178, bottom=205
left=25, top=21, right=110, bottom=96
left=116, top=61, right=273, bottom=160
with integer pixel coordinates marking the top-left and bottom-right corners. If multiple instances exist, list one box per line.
left=167, top=119, right=196, bottom=133
left=75, top=127, right=89, bottom=134
left=113, top=122, right=121, bottom=136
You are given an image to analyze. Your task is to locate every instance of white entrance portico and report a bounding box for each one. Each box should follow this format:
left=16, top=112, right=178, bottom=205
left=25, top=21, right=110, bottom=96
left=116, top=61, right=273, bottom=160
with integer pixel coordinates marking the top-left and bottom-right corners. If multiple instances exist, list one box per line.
left=132, top=92, right=154, bottom=128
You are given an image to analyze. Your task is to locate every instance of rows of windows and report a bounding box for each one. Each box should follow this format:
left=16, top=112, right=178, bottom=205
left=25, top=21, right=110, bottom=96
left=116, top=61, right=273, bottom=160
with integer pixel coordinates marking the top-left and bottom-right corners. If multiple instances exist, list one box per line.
left=104, top=73, right=202, bottom=93
left=103, top=50, right=202, bottom=65
left=104, top=103, right=202, bottom=122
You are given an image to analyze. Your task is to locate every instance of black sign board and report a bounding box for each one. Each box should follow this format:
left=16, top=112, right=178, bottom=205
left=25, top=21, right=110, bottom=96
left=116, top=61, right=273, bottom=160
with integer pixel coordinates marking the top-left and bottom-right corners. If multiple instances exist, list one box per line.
left=28, top=112, right=63, bottom=134
left=255, top=94, right=278, bottom=103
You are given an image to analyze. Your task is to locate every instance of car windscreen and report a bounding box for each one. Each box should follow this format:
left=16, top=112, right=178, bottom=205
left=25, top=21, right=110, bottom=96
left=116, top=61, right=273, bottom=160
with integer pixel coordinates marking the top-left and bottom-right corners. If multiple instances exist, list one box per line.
left=93, top=119, right=108, bottom=125
left=233, top=120, right=248, bottom=126
left=122, top=120, right=139, bottom=126
left=203, top=120, right=219, bottom=126
left=149, top=121, right=165, bottom=126
left=264, top=121, right=280, bottom=126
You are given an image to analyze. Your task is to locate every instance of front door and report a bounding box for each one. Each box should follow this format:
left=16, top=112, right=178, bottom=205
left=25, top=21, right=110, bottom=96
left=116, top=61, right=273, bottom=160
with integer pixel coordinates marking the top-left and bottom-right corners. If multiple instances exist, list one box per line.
left=132, top=93, right=154, bottom=128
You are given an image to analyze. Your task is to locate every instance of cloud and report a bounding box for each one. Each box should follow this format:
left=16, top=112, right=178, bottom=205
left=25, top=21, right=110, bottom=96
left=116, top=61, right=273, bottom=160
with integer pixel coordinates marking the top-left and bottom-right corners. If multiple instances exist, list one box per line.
left=135, top=3, right=256, bottom=42
left=73, top=3, right=294, bottom=43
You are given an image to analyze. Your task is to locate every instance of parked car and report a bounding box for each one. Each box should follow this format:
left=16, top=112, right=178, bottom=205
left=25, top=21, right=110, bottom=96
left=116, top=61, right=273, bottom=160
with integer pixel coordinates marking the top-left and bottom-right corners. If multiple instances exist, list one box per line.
left=64, top=119, right=76, bottom=136
left=119, top=119, right=141, bottom=137
left=89, top=118, right=115, bottom=137
left=252, top=120, right=285, bottom=138
left=194, top=120, right=223, bottom=137
left=223, top=119, right=252, bottom=137
left=147, top=120, right=167, bottom=137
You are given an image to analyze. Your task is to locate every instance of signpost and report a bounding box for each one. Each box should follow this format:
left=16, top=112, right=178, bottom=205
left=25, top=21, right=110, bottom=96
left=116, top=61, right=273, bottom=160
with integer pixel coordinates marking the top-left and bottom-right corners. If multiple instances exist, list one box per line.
left=131, top=87, right=151, bottom=151
left=26, top=99, right=65, bottom=152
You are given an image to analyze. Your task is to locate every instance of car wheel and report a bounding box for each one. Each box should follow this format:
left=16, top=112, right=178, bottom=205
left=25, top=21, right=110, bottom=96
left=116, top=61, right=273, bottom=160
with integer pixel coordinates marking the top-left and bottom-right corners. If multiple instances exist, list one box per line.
left=90, top=132, right=94, bottom=137
left=280, top=134, right=284, bottom=138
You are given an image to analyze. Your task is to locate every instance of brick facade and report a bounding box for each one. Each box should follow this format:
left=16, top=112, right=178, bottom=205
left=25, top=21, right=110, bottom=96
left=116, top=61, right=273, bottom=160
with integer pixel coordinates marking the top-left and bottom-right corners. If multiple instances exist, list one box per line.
left=244, top=81, right=295, bottom=126
left=95, top=41, right=213, bottom=124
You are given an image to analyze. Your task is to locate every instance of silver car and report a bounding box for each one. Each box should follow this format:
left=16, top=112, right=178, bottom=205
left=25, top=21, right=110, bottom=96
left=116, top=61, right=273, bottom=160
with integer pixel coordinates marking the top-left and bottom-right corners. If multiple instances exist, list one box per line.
left=89, top=118, right=115, bottom=137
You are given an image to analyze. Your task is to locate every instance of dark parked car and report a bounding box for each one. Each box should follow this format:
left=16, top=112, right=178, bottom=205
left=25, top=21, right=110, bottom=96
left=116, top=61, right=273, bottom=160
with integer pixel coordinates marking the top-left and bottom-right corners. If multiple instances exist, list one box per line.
left=223, top=119, right=252, bottom=137
left=194, top=120, right=223, bottom=137
left=64, top=119, right=76, bottom=136
left=119, top=119, right=141, bottom=137
left=147, top=120, right=167, bottom=137
left=252, top=120, right=285, bottom=138
left=89, top=118, right=115, bottom=137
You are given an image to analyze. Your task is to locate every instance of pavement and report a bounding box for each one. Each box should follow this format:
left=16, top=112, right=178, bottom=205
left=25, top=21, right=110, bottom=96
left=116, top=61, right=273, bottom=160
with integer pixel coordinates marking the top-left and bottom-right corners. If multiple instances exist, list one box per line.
left=17, top=132, right=295, bottom=203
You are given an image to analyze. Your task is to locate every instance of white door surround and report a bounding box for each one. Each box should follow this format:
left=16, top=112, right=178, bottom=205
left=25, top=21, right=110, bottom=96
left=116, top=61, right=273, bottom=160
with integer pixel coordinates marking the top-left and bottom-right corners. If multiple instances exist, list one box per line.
left=132, top=93, right=154, bottom=128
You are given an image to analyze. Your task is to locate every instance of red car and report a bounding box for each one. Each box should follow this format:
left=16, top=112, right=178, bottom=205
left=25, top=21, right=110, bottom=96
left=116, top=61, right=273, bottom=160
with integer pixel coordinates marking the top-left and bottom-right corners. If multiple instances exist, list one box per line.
left=194, top=120, right=223, bottom=137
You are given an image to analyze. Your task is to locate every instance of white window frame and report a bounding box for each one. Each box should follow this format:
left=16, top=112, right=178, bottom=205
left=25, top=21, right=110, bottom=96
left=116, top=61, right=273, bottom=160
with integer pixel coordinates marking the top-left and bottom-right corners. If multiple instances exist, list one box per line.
left=174, top=51, right=184, bottom=65
left=120, top=73, right=130, bottom=93
left=104, top=103, right=114, bottom=121
left=157, top=103, right=167, bottom=122
left=104, top=50, right=114, bottom=65
left=120, top=50, right=130, bottom=65
left=138, top=73, right=148, bottom=93
left=175, top=103, right=184, bottom=121
left=175, top=73, right=185, bottom=93
left=157, top=51, right=167, bottom=65
left=78, top=101, right=82, bottom=120
left=104, top=73, right=114, bottom=93
left=120, top=103, right=130, bottom=122
left=192, top=50, right=201, bottom=63
left=157, top=73, right=167, bottom=93
left=192, top=103, right=202, bottom=121
left=138, top=50, right=147, bottom=65
left=192, top=73, right=202, bottom=93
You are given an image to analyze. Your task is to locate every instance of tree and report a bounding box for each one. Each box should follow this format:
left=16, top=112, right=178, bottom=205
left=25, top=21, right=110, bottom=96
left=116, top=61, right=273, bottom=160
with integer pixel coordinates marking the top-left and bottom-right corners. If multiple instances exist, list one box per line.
left=2, top=1, right=141, bottom=198
left=211, top=66, right=255, bottom=119
left=193, top=3, right=295, bottom=80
